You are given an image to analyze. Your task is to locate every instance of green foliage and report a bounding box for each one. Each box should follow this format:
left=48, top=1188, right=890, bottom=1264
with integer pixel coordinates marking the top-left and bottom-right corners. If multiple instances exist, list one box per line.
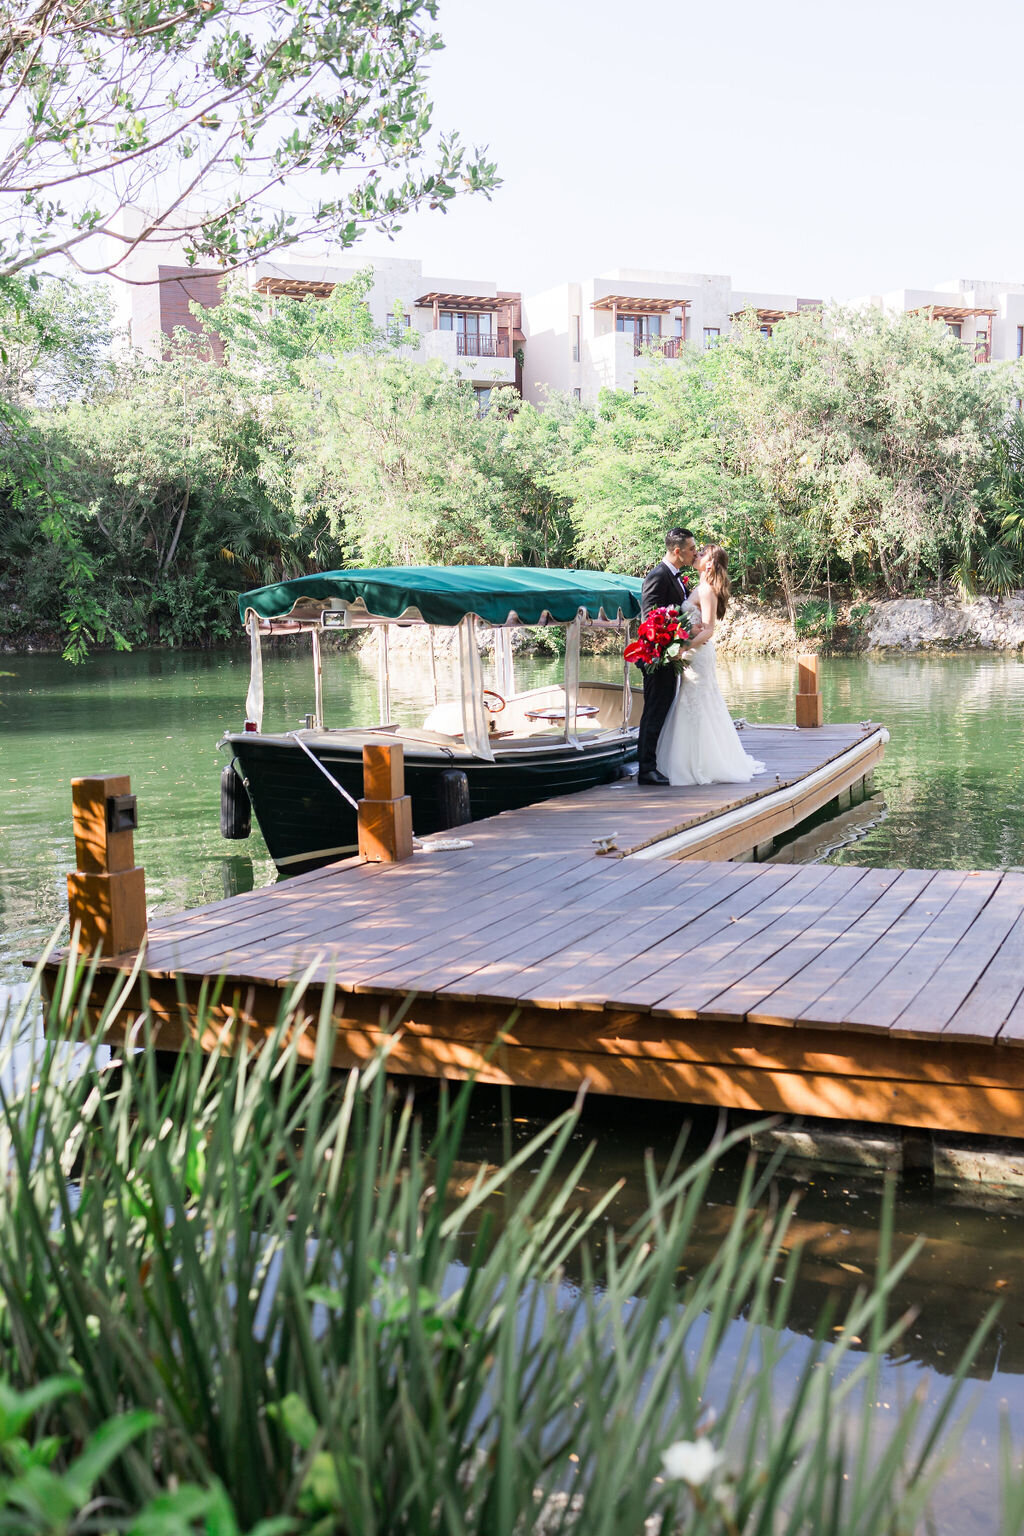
left=567, top=307, right=1024, bottom=608
left=198, top=268, right=409, bottom=390
left=706, top=305, right=1014, bottom=596
left=5, top=280, right=1024, bottom=662
left=793, top=600, right=838, bottom=641
left=0, top=1, right=499, bottom=280
left=0, top=954, right=1016, bottom=1534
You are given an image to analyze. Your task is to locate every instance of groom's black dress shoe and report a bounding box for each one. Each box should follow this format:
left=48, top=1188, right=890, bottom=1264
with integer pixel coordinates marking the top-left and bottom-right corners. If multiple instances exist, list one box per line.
left=637, top=769, right=670, bottom=785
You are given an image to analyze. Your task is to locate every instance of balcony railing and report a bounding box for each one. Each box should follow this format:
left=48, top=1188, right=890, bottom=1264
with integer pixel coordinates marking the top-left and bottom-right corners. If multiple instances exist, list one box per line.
left=972, top=340, right=992, bottom=364
left=456, top=333, right=510, bottom=357
left=633, top=335, right=682, bottom=359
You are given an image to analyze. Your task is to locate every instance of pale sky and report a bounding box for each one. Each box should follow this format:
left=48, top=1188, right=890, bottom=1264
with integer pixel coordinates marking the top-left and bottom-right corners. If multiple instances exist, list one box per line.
left=351, top=0, right=1024, bottom=300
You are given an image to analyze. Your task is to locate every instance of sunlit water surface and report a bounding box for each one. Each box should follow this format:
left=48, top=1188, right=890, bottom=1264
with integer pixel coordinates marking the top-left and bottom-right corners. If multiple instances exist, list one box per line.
left=3, top=644, right=1024, bottom=1530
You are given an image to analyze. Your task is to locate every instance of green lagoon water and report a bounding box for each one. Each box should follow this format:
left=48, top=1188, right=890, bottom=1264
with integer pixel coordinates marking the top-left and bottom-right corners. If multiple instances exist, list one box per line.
left=3, top=644, right=1024, bottom=1529
left=3, top=646, right=1024, bottom=985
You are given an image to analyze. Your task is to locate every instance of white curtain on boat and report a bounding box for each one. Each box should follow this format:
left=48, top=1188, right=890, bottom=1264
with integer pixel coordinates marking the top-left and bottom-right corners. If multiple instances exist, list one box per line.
left=458, top=615, right=495, bottom=761
left=244, top=611, right=264, bottom=730
left=493, top=626, right=515, bottom=701
left=563, top=611, right=583, bottom=750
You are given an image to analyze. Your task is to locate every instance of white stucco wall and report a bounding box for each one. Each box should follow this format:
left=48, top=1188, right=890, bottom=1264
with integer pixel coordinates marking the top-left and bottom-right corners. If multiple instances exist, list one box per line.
left=520, top=282, right=579, bottom=404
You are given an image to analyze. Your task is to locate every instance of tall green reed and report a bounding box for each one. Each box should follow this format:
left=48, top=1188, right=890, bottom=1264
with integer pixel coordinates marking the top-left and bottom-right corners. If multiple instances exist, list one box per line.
left=0, top=943, right=1014, bottom=1534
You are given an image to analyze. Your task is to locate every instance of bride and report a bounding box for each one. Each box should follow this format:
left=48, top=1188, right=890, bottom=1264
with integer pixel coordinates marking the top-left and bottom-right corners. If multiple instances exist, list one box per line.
left=656, top=544, right=766, bottom=786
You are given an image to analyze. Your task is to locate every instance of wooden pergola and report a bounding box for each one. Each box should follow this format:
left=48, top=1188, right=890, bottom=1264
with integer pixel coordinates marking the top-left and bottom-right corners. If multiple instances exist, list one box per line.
left=414, top=292, right=517, bottom=330
left=729, top=306, right=798, bottom=335
left=253, top=276, right=337, bottom=299
left=909, top=304, right=996, bottom=362
left=590, top=295, right=691, bottom=342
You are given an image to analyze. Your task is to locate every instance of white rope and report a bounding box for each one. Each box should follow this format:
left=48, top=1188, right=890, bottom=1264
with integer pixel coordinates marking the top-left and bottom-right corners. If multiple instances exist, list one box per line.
left=287, top=732, right=360, bottom=812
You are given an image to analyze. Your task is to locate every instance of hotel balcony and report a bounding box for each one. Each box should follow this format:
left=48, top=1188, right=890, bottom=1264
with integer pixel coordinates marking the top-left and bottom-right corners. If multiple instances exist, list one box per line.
left=457, top=332, right=510, bottom=358
left=908, top=303, right=995, bottom=366
left=633, top=335, right=683, bottom=358
left=415, top=290, right=521, bottom=388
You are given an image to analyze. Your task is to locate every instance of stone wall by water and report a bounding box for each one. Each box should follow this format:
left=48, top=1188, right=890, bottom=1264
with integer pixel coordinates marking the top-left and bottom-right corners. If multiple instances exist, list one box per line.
left=866, top=596, right=1024, bottom=651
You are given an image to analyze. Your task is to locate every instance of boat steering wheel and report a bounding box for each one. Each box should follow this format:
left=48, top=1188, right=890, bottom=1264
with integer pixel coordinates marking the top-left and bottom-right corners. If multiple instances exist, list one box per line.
left=482, top=688, right=506, bottom=714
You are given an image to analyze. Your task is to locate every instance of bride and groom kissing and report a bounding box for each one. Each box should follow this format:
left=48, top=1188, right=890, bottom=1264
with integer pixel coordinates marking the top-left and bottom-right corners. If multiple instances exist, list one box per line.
left=635, top=527, right=765, bottom=788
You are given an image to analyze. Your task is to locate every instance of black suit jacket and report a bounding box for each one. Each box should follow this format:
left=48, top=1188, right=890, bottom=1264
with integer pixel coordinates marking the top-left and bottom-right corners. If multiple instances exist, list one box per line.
left=641, top=561, right=688, bottom=618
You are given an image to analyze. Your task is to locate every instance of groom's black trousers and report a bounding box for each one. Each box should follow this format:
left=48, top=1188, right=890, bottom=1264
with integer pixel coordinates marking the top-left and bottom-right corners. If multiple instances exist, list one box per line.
left=636, top=662, right=677, bottom=776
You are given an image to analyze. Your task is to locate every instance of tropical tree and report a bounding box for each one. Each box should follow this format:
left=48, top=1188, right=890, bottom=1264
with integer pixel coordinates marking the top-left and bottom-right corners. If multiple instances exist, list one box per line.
left=198, top=266, right=416, bottom=390
left=565, top=354, right=770, bottom=579
left=711, top=305, right=1017, bottom=601
left=296, top=353, right=516, bottom=566
left=0, top=0, right=499, bottom=281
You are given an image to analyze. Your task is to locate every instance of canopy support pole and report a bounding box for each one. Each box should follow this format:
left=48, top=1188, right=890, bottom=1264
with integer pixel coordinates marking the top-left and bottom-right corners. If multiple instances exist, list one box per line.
left=311, top=627, right=324, bottom=729
left=377, top=625, right=391, bottom=726
left=563, top=612, right=583, bottom=751
left=493, top=626, right=515, bottom=700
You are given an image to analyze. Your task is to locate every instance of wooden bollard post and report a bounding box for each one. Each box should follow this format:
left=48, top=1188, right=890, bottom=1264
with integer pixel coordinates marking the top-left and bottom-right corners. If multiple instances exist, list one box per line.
left=795, top=653, right=824, bottom=729
left=357, top=743, right=413, bottom=863
left=67, top=774, right=147, bottom=955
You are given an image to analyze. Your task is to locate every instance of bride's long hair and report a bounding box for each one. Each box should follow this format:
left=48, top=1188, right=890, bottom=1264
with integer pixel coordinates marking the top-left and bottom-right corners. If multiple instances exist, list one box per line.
left=701, top=545, right=731, bottom=619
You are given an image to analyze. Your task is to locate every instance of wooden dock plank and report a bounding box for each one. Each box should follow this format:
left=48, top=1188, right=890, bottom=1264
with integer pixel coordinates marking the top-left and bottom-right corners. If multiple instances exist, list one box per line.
left=424, top=857, right=692, bottom=1003
left=844, top=871, right=1002, bottom=1034
left=760, top=868, right=934, bottom=1028
left=710, top=866, right=900, bottom=1026
left=202, top=850, right=600, bottom=987
left=648, top=864, right=847, bottom=1018
left=889, top=873, right=1024, bottom=1041
left=513, top=863, right=763, bottom=1010
left=795, top=871, right=967, bottom=1030
left=598, top=866, right=806, bottom=1013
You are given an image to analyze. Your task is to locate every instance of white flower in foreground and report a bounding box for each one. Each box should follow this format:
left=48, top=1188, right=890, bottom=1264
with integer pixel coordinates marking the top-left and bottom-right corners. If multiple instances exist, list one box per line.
left=661, top=1437, right=724, bottom=1486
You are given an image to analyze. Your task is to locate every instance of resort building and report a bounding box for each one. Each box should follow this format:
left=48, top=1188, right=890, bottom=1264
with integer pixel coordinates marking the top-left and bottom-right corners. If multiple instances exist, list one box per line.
left=520, top=269, right=821, bottom=406
left=850, top=278, right=1024, bottom=364
left=110, top=210, right=523, bottom=407
left=108, top=207, right=1024, bottom=404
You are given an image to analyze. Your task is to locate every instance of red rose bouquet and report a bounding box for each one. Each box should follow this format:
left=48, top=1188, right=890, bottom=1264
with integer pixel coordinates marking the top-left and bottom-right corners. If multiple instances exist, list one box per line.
left=624, top=605, right=693, bottom=673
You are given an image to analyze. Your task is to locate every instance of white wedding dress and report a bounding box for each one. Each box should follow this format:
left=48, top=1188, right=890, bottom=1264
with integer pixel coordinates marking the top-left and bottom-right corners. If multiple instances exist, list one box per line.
left=656, top=593, right=766, bottom=785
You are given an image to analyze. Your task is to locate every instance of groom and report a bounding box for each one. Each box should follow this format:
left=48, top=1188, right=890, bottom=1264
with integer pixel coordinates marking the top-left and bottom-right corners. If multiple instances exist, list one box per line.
left=636, top=527, right=698, bottom=784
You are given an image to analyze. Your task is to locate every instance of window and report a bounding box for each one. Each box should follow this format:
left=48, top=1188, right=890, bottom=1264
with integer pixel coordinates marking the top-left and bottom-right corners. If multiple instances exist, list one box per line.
left=573, top=387, right=582, bottom=401
left=386, top=312, right=411, bottom=338
left=759, top=325, right=772, bottom=339
left=616, top=314, right=661, bottom=338
left=474, top=385, right=492, bottom=415
left=441, top=311, right=491, bottom=335
left=1018, top=325, right=1024, bottom=358
left=703, top=327, right=721, bottom=348
left=946, top=321, right=962, bottom=340
left=674, top=315, right=684, bottom=339
left=572, top=315, right=581, bottom=362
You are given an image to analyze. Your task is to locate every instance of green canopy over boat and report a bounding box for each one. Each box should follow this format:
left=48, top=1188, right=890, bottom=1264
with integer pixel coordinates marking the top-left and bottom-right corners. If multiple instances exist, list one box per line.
left=238, top=565, right=644, bottom=628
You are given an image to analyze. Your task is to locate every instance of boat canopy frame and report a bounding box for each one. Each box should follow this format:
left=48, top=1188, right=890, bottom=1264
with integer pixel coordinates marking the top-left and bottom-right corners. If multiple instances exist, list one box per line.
left=239, top=566, right=642, bottom=754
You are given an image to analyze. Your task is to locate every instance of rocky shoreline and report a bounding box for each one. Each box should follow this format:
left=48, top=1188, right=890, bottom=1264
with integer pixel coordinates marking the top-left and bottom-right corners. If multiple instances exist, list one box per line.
left=7, top=594, right=1024, bottom=659
left=716, top=595, right=1024, bottom=656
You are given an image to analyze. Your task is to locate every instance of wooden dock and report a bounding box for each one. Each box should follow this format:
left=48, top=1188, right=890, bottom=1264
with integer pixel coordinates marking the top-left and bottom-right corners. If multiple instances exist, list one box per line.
left=56, top=718, right=1024, bottom=1141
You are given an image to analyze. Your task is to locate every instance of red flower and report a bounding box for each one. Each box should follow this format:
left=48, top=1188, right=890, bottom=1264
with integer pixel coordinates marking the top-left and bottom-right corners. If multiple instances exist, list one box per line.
left=624, top=604, right=693, bottom=673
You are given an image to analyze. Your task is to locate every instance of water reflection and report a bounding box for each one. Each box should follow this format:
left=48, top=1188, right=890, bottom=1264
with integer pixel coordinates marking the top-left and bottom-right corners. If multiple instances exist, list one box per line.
left=454, top=1088, right=1024, bottom=1534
